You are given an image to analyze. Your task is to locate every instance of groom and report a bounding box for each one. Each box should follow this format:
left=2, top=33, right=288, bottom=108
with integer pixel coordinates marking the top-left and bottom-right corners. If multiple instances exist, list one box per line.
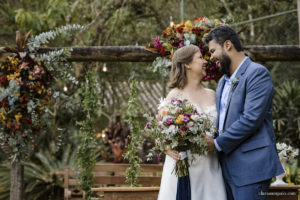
left=203, top=26, right=284, bottom=200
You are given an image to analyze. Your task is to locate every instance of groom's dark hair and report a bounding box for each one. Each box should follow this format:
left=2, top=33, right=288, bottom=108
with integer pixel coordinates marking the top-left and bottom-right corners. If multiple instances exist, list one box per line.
left=204, top=26, right=243, bottom=51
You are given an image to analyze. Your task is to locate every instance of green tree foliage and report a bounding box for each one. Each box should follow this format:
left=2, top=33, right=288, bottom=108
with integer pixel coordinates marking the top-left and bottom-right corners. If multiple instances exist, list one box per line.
left=0, top=142, right=77, bottom=200
left=273, top=80, right=300, bottom=149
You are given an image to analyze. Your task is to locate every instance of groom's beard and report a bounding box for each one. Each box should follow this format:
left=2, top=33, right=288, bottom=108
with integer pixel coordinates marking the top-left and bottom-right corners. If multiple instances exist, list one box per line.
left=220, top=53, right=231, bottom=77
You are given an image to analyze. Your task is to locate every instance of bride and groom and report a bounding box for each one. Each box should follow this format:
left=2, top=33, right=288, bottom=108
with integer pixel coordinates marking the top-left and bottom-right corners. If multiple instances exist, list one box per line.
left=157, top=26, right=284, bottom=200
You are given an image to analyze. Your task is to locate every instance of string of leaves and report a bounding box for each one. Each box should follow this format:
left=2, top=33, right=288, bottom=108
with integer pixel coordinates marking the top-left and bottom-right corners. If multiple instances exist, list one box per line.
left=27, top=24, right=84, bottom=52
left=75, top=69, right=102, bottom=199
left=27, top=24, right=84, bottom=85
left=124, top=76, right=143, bottom=186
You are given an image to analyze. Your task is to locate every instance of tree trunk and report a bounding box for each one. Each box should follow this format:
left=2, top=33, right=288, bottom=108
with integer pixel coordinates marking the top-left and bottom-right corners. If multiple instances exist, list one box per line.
left=10, top=162, right=24, bottom=200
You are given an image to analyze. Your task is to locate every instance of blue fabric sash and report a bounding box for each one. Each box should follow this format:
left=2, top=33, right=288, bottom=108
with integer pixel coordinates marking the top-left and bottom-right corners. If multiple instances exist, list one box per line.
left=176, top=173, right=191, bottom=200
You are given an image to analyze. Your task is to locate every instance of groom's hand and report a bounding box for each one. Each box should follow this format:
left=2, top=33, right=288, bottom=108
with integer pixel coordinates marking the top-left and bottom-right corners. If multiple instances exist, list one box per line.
left=202, top=133, right=216, bottom=152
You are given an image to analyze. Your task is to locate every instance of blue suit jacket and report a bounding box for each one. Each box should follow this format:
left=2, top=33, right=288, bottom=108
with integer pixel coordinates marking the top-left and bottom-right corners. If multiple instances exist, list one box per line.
left=216, top=57, right=284, bottom=186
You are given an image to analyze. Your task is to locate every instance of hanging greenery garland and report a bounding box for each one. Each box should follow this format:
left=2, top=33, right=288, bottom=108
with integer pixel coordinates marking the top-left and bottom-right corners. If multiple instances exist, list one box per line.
left=76, top=69, right=102, bottom=199
left=124, top=75, right=143, bottom=186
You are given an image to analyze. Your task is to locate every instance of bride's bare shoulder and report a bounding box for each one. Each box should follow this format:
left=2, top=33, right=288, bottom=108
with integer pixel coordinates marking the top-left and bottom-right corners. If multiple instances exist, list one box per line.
left=204, top=88, right=216, bottom=98
left=165, top=88, right=182, bottom=101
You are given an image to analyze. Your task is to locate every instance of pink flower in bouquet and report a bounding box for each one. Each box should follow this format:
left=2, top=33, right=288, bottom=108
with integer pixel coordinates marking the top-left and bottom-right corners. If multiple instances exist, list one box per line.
left=187, top=121, right=194, bottom=128
left=179, top=41, right=184, bottom=48
left=158, top=121, right=164, bottom=127
left=166, top=119, right=174, bottom=125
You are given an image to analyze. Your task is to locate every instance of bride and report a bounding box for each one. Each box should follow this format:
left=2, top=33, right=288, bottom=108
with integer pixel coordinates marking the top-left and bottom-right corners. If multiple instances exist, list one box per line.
left=158, top=44, right=226, bottom=200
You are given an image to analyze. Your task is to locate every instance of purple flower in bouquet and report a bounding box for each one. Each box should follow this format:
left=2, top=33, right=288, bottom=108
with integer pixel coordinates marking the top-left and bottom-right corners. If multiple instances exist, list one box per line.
left=182, top=117, right=189, bottom=122
left=145, top=122, right=151, bottom=129
left=184, top=113, right=192, bottom=117
left=179, top=125, right=186, bottom=132
left=156, top=153, right=162, bottom=161
left=177, top=99, right=183, bottom=103
left=171, top=99, right=176, bottom=103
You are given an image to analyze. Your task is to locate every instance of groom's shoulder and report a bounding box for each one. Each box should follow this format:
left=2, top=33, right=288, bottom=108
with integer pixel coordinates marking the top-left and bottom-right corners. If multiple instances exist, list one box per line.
left=246, top=60, right=270, bottom=76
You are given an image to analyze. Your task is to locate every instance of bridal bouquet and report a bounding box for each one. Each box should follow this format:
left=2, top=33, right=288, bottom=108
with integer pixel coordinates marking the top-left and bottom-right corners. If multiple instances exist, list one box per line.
left=144, top=98, right=216, bottom=177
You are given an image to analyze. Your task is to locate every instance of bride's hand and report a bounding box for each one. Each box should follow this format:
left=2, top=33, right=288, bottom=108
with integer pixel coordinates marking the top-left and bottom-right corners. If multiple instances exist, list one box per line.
left=165, top=149, right=180, bottom=162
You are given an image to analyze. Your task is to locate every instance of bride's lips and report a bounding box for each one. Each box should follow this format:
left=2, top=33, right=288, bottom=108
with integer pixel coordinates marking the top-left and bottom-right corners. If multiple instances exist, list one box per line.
left=216, top=61, right=220, bottom=67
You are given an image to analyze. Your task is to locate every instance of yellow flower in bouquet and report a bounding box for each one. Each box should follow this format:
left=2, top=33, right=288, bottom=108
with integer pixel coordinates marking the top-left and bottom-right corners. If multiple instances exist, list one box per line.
left=176, top=114, right=184, bottom=124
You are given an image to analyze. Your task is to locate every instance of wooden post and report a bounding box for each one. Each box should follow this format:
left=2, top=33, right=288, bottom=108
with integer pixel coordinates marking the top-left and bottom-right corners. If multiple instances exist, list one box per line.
left=10, top=162, right=24, bottom=200
left=297, top=0, right=300, bottom=44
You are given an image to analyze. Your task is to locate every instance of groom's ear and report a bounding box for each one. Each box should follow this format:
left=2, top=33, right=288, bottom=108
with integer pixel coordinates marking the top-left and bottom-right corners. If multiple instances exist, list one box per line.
left=223, top=40, right=232, bottom=52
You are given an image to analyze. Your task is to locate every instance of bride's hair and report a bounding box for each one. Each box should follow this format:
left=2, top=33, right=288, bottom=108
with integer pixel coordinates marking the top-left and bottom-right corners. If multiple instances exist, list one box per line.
left=168, top=44, right=200, bottom=89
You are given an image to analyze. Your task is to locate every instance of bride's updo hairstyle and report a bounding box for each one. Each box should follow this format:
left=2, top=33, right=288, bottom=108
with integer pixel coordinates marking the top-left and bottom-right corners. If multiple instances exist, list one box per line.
left=168, top=44, right=200, bottom=89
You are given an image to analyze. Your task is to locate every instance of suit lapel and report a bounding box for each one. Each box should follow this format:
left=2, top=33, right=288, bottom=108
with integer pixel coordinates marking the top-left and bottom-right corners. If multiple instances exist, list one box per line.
left=223, top=57, right=251, bottom=125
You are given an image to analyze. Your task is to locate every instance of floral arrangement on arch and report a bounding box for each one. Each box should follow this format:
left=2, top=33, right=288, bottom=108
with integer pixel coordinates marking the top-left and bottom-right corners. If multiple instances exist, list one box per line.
left=147, top=17, right=230, bottom=81
left=0, top=24, right=84, bottom=161
left=0, top=33, right=53, bottom=159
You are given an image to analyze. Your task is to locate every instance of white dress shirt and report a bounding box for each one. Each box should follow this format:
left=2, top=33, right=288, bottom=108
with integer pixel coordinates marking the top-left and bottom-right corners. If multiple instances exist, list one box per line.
left=214, top=57, right=248, bottom=151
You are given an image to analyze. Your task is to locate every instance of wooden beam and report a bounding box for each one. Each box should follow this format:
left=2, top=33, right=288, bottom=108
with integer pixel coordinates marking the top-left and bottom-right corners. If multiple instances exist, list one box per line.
left=244, top=45, right=300, bottom=61
left=38, top=46, right=159, bottom=62
left=1, top=45, right=300, bottom=62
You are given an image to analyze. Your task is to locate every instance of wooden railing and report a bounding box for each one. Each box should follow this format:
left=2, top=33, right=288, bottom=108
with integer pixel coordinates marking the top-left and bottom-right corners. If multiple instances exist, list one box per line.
left=60, top=163, right=163, bottom=200
left=58, top=163, right=299, bottom=200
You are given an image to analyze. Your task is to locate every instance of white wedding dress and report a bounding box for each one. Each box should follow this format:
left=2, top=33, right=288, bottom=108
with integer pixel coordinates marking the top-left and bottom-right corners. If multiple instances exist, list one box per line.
left=158, top=105, right=227, bottom=200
